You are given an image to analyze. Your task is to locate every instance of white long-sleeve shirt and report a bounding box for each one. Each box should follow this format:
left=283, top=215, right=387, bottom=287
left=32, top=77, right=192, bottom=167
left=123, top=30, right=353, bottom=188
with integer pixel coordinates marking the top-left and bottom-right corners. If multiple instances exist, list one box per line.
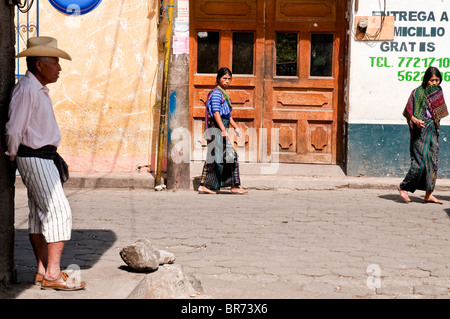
left=5, top=71, right=61, bottom=160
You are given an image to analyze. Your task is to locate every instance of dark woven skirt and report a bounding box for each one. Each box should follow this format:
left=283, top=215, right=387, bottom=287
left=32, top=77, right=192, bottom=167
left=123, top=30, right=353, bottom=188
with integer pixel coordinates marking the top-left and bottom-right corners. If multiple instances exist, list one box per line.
left=400, top=119, right=440, bottom=192
left=200, top=119, right=241, bottom=190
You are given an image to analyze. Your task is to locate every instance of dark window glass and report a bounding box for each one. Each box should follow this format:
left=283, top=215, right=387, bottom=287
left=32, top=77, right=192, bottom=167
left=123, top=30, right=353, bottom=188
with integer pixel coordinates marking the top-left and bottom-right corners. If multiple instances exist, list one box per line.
left=310, top=34, right=333, bottom=77
left=276, top=32, right=298, bottom=76
left=197, top=31, right=219, bottom=73
left=232, top=32, right=254, bottom=74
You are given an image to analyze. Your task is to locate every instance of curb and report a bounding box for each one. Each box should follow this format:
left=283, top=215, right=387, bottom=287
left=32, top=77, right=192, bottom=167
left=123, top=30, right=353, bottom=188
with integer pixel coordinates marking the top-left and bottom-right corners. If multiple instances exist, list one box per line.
left=14, top=171, right=450, bottom=192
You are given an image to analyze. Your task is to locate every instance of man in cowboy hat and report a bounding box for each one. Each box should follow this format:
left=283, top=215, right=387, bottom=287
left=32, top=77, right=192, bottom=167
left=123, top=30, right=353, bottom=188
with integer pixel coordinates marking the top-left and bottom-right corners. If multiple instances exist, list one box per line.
left=5, top=36, right=85, bottom=291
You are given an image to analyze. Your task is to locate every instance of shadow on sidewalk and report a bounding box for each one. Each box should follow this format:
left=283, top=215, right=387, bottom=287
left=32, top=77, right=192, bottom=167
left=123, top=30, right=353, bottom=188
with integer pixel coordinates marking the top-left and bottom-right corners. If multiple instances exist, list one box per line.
left=380, top=194, right=450, bottom=213
left=0, top=228, right=116, bottom=298
left=377, top=193, right=427, bottom=203
left=444, top=208, right=450, bottom=218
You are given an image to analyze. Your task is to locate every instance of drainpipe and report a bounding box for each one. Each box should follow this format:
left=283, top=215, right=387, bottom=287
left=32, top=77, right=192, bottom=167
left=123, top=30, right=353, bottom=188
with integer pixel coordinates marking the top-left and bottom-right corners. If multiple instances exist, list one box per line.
left=155, top=0, right=174, bottom=188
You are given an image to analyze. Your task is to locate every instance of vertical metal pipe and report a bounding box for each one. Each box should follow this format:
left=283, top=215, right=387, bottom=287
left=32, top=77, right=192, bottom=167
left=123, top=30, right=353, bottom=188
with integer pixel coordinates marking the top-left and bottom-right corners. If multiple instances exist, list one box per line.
left=16, top=6, right=19, bottom=78
left=37, top=0, right=39, bottom=36
left=27, top=0, right=30, bottom=40
left=155, top=0, right=174, bottom=187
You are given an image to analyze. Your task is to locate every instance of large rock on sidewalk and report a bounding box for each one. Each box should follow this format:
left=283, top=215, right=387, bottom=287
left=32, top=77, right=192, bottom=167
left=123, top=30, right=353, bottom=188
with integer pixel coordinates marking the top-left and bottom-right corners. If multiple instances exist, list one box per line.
left=144, top=264, right=204, bottom=299
left=120, top=239, right=175, bottom=272
left=120, top=239, right=205, bottom=299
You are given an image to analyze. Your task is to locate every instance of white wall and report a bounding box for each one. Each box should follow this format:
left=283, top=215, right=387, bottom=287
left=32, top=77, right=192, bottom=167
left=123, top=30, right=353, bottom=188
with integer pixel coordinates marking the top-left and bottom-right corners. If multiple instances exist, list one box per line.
left=349, top=0, right=450, bottom=125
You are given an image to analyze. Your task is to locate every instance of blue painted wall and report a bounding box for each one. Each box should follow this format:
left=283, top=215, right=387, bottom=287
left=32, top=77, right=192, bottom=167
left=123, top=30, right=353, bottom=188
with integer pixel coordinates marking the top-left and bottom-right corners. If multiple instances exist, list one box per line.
left=346, top=124, right=450, bottom=178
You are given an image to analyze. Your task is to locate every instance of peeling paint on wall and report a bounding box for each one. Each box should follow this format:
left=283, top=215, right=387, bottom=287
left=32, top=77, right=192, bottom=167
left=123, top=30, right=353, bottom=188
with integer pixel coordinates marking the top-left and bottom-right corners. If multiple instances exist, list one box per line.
left=38, top=0, right=160, bottom=172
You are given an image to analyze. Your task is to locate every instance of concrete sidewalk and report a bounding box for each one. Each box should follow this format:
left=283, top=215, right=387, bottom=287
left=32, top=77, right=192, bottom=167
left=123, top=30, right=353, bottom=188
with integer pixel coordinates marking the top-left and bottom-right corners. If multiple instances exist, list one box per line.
left=1, top=163, right=449, bottom=299
left=59, top=162, right=450, bottom=191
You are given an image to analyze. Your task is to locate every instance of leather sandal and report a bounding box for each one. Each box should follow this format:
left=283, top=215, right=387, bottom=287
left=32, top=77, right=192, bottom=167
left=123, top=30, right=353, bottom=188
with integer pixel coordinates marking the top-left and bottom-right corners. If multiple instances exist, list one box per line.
left=41, top=271, right=86, bottom=291
left=33, top=272, right=44, bottom=286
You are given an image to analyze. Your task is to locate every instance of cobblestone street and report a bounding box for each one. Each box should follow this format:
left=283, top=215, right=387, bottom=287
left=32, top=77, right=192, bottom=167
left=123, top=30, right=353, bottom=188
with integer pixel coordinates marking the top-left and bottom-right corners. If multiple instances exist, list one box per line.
left=9, top=186, right=450, bottom=299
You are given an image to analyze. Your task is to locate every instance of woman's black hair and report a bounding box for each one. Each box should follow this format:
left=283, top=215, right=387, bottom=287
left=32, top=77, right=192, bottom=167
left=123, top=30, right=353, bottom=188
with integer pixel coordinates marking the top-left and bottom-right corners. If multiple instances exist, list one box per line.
left=422, top=66, right=442, bottom=88
left=216, top=67, right=232, bottom=84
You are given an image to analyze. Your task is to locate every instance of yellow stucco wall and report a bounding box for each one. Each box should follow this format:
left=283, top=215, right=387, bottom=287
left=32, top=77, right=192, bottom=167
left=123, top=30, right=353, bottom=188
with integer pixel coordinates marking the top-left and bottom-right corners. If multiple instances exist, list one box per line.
left=36, top=1, right=161, bottom=172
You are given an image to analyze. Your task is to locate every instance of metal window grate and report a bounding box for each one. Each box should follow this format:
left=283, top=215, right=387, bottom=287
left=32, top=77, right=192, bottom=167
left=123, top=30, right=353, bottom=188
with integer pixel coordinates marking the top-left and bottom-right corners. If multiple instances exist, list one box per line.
left=15, top=0, right=39, bottom=81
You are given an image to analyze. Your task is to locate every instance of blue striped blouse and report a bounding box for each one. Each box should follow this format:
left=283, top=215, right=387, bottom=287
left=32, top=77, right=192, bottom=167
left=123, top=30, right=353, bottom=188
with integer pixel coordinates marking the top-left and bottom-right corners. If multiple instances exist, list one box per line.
left=207, top=89, right=232, bottom=119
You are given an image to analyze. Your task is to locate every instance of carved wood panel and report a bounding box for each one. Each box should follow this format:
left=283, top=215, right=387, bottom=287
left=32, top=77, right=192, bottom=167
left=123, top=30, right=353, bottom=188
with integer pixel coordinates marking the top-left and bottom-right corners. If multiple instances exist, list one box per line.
left=272, top=121, right=297, bottom=154
left=190, top=0, right=345, bottom=164
left=276, top=0, right=336, bottom=22
left=192, top=118, right=257, bottom=162
left=274, top=89, right=332, bottom=110
left=194, top=0, right=257, bottom=20
left=308, top=121, right=332, bottom=153
left=195, top=87, right=254, bottom=108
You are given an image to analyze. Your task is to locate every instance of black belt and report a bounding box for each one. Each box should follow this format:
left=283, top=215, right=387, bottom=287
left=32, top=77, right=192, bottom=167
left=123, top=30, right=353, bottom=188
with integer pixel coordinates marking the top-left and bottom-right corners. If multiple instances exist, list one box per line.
left=17, top=144, right=69, bottom=184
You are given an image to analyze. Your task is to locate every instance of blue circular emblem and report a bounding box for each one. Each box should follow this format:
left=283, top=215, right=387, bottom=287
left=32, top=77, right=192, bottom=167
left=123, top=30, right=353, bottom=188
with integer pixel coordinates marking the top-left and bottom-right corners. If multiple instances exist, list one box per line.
left=48, top=0, right=102, bottom=15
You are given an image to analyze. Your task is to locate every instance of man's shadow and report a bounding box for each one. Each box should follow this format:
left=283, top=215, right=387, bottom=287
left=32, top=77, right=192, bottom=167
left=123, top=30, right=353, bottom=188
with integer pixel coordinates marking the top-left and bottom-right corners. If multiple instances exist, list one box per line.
left=0, top=228, right=116, bottom=298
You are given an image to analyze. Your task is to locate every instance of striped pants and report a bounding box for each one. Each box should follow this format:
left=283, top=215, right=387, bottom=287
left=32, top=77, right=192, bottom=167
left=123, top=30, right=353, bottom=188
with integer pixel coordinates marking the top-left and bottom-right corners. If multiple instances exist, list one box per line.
left=16, top=156, right=72, bottom=243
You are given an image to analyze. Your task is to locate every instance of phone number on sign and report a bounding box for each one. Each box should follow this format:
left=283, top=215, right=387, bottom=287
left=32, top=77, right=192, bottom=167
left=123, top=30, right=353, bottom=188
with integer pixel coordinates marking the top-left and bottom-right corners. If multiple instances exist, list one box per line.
left=397, top=70, right=450, bottom=82
left=398, top=57, right=450, bottom=69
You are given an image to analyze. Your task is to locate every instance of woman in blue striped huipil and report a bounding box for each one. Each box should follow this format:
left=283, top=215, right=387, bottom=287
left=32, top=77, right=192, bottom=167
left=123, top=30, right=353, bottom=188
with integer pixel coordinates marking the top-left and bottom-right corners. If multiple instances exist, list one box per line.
left=198, top=67, right=248, bottom=194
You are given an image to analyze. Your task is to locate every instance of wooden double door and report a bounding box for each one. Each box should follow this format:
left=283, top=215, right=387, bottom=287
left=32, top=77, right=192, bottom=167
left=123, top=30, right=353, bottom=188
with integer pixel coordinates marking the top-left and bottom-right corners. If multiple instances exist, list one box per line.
left=189, top=0, right=347, bottom=164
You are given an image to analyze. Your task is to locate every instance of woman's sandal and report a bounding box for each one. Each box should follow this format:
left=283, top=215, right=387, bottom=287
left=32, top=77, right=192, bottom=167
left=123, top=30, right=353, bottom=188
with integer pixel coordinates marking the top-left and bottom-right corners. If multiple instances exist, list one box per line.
left=41, top=271, right=86, bottom=291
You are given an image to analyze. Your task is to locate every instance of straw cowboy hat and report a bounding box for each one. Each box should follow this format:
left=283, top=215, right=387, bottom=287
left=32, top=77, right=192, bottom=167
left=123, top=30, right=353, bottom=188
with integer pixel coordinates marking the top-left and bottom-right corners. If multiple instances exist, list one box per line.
left=16, top=36, right=72, bottom=60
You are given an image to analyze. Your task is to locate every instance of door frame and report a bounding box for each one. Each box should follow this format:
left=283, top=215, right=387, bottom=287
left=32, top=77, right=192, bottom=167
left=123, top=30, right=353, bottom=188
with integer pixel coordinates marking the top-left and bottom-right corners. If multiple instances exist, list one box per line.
left=188, top=0, right=349, bottom=165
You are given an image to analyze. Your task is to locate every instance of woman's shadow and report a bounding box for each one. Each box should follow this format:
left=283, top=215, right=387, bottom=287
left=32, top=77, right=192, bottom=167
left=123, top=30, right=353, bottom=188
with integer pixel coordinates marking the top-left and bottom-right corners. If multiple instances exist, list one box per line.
left=378, top=193, right=445, bottom=204
left=379, top=193, right=450, bottom=214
